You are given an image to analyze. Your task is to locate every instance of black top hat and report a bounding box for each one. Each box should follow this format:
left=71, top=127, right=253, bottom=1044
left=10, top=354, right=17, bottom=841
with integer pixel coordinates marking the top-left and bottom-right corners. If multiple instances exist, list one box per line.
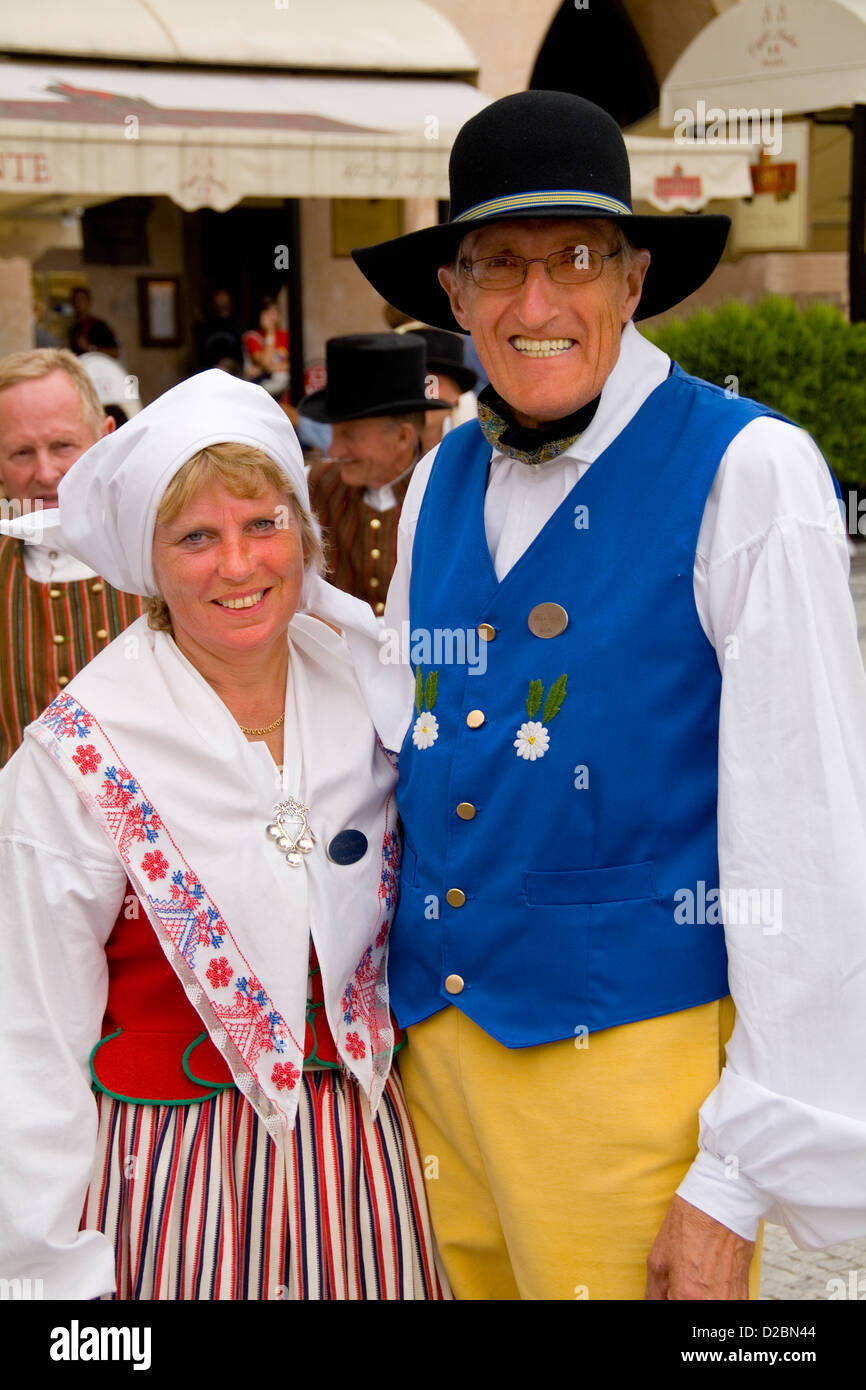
left=298, top=333, right=450, bottom=424
left=352, top=91, right=731, bottom=330
left=395, top=323, right=478, bottom=394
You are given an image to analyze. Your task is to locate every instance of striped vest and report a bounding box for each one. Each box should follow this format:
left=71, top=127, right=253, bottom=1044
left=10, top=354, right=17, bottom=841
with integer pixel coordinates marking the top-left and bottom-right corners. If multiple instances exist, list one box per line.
left=0, top=536, right=142, bottom=766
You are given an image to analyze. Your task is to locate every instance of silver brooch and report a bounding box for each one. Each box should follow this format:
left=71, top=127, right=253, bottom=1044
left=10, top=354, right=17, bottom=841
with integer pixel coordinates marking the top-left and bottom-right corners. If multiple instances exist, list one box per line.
left=266, top=796, right=316, bottom=867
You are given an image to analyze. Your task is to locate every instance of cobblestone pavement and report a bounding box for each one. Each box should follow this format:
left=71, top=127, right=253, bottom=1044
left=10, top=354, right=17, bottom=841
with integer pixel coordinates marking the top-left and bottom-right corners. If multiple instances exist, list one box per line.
left=759, top=541, right=866, bottom=1301
left=760, top=1224, right=866, bottom=1301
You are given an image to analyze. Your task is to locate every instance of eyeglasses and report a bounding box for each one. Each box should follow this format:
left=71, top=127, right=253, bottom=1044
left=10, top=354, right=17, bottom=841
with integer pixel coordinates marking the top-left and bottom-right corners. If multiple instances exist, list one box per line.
left=459, top=245, right=621, bottom=290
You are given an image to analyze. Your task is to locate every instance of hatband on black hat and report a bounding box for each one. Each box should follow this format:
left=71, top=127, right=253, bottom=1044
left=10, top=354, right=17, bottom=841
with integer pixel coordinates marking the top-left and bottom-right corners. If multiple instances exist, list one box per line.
left=351, top=91, right=731, bottom=330
left=298, top=332, right=450, bottom=424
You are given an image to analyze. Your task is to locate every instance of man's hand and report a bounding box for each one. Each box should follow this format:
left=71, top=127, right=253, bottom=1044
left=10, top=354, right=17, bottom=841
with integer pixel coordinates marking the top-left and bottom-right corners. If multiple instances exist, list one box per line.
left=645, top=1195, right=755, bottom=1300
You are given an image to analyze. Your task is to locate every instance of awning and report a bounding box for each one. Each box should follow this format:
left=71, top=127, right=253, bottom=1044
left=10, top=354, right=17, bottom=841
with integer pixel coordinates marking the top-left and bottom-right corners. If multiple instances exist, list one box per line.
left=660, top=0, right=866, bottom=123
left=1, top=0, right=478, bottom=77
left=658, top=0, right=866, bottom=319
left=624, top=135, right=756, bottom=211
left=0, top=60, right=756, bottom=216
left=0, top=61, right=488, bottom=211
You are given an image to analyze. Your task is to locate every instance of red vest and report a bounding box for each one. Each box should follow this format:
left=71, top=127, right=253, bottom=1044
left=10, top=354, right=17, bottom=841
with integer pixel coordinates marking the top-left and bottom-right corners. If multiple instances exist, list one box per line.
left=91, top=884, right=348, bottom=1104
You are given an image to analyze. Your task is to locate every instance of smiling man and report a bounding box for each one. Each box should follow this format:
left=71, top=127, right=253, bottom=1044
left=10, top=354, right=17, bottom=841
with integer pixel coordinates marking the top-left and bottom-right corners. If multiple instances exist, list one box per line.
left=351, top=91, right=866, bottom=1300
left=0, top=350, right=140, bottom=765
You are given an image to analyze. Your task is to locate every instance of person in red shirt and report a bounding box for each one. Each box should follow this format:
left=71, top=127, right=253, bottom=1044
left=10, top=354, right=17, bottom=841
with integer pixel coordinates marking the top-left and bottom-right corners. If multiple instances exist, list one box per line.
left=243, top=296, right=289, bottom=399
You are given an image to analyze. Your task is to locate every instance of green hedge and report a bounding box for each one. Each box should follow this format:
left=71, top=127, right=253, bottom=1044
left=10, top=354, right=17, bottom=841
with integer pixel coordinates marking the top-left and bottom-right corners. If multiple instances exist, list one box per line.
left=643, top=297, right=866, bottom=487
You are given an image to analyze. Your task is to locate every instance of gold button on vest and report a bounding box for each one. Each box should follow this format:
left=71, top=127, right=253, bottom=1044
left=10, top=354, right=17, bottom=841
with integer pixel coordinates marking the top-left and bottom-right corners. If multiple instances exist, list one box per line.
left=466, top=709, right=485, bottom=728
left=96, top=628, right=108, bottom=640
left=456, top=802, right=476, bottom=820
left=374, top=602, right=385, bottom=615
left=445, top=974, right=465, bottom=995
left=90, top=581, right=104, bottom=593
left=370, top=547, right=381, bottom=560
left=369, top=517, right=381, bottom=530
left=52, top=633, right=66, bottom=645
left=477, top=623, right=496, bottom=642
left=49, top=587, right=62, bottom=599
left=57, top=674, right=69, bottom=687
left=446, top=888, right=466, bottom=908
left=369, top=576, right=380, bottom=589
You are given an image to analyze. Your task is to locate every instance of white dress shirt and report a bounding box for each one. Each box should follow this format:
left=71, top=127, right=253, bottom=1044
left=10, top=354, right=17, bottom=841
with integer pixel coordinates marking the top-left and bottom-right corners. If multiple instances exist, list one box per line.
left=385, top=320, right=866, bottom=1247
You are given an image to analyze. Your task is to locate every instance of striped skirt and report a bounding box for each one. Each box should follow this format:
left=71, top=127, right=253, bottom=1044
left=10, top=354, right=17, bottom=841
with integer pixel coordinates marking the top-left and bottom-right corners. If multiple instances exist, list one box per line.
left=81, top=1070, right=450, bottom=1300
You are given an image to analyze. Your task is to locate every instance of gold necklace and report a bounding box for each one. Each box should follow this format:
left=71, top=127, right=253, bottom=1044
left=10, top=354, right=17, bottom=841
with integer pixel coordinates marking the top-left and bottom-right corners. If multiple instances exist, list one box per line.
left=240, top=711, right=285, bottom=737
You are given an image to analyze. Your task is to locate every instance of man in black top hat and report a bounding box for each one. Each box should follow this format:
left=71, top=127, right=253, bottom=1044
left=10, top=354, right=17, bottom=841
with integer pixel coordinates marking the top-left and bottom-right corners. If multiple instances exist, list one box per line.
left=351, top=90, right=866, bottom=1301
left=300, top=333, right=448, bottom=614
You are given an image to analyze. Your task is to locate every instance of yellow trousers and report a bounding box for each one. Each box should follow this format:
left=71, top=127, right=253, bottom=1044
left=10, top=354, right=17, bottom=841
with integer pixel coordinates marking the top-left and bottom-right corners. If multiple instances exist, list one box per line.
left=398, top=997, right=762, bottom=1300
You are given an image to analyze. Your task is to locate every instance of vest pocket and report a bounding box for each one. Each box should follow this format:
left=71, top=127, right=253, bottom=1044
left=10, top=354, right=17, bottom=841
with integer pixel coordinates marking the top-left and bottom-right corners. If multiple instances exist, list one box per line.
left=524, top=860, right=658, bottom=905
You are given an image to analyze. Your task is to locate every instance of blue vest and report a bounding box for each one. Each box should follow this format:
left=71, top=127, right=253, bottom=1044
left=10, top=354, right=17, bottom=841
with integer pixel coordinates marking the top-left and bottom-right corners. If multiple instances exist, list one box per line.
left=391, top=365, right=829, bottom=1047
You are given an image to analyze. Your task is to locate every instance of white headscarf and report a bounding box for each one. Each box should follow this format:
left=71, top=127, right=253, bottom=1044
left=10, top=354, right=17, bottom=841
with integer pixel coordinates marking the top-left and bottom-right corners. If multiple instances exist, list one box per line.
left=0, top=369, right=409, bottom=749
left=61, top=368, right=312, bottom=596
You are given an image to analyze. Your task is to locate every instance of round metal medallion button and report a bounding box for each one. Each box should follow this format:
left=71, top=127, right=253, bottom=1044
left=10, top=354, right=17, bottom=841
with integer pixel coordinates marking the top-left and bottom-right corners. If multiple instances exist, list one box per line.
left=466, top=709, right=485, bottom=729
left=446, top=888, right=466, bottom=908
left=477, top=623, right=496, bottom=642
left=528, top=602, right=569, bottom=639
left=49, top=587, right=62, bottom=599
left=456, top=802, right=476, bottom=820
left=327, top=829, right=368, bottom=865
left=445, top=974, right=465, bottom=995
left=369, top=517, right=381, bottom=530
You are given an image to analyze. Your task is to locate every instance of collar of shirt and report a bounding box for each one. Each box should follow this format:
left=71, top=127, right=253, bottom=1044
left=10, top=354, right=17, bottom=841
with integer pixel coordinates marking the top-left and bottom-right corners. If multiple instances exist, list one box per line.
left=363, top=482, right=399, bottom=513
left=20, top=539, right=97, bottom=585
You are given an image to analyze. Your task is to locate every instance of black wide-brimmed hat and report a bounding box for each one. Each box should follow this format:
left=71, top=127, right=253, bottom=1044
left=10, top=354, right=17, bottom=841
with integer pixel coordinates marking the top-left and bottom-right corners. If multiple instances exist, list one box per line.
left=394, top=322, right=478, bottom=393
left=298, top=332, right=450, bottom=424
left=352, top=91, right=731, bottom=330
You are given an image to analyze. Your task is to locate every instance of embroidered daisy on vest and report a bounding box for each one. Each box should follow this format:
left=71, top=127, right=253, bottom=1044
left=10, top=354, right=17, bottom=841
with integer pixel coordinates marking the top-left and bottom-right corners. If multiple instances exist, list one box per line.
left=411, top=667, right=439, bottom=749
left=515, top=675, right=568, bottom=761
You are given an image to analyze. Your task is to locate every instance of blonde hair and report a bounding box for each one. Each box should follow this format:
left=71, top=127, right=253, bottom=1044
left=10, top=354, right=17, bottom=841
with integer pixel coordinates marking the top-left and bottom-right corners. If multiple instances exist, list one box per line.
left=145, top=441, right=324, bottom=632
left=0, top=348, right=105, bottom=439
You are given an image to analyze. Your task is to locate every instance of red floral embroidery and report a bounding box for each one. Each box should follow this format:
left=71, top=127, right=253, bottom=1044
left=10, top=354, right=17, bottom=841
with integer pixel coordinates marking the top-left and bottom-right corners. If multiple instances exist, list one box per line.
left=141, top=849, right=169, bottom=881
left=206, top=956, right=233, bottom=989
left=272, top=1061, right=300, bottom=1091
left=345, top=1032, right=366, bottom=1060
left=72, top=744, right=101, bottom=776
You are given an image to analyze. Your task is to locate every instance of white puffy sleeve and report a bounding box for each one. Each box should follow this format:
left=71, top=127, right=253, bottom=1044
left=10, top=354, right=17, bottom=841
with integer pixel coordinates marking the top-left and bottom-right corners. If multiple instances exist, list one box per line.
left=0, top=737, right=126, bottom=1296
left=677, top=416, right=866, bottom=1247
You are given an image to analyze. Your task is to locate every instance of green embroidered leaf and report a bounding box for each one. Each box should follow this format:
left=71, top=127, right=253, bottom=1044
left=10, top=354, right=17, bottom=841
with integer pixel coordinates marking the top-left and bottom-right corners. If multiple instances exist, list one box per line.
left=526, top=679, right=543, bottom=720
left=414, top=665, right=424, bottom=715
left=425, top=670, right=439, bottom=711
left=542, top=673, right=568, bottom=724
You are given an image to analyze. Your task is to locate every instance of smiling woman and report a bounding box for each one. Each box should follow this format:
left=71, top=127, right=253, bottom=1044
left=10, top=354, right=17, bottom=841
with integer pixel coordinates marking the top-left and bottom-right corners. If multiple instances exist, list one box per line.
left=146, top=442, right=322, bottom=632
left=0, top=370, right=448, bottom=1301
